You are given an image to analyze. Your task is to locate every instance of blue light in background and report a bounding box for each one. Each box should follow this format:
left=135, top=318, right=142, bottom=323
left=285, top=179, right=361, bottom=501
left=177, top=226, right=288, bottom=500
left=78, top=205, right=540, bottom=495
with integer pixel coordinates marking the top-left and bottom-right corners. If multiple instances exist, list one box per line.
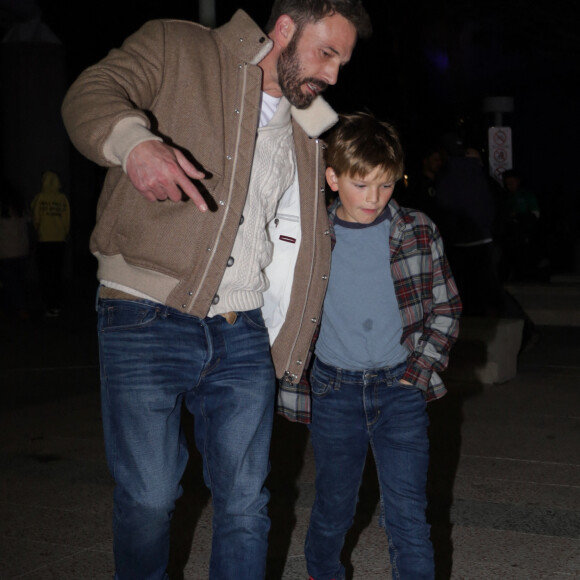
left=425, top=48, right=450, bottom=72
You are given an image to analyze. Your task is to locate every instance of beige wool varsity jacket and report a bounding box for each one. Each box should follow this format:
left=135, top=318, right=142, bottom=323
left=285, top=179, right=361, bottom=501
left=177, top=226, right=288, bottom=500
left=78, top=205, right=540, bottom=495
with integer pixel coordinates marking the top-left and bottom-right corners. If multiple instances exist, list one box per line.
left=61, top=9, right=334, bottom=392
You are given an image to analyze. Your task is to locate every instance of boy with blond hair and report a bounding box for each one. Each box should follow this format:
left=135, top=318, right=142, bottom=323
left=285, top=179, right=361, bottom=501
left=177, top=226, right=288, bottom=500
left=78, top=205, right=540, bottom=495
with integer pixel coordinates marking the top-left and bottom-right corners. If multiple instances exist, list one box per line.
left=304, top=112, right=462, bottom=580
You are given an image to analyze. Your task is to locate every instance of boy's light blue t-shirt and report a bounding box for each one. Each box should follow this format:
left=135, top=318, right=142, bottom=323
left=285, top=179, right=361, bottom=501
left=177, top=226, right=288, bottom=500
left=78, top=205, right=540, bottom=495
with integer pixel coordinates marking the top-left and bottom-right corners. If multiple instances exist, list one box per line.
left=315, top=209, right=409, bottom=371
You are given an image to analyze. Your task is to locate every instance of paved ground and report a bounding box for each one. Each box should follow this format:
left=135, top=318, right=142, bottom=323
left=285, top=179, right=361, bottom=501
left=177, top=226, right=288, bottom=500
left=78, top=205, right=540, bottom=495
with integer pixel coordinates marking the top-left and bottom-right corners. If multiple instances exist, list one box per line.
left=1, top=276, right=579, bottom=579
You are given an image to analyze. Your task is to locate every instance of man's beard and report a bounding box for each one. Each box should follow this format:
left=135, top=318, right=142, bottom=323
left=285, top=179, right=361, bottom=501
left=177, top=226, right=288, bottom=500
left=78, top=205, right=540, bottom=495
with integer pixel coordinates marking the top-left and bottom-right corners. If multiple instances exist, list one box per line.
left=277, top=34, right=328, bottom=109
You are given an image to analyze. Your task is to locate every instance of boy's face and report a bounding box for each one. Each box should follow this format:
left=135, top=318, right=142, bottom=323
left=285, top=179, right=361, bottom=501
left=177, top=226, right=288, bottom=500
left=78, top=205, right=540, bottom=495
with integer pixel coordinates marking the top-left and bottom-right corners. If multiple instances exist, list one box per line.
left=326, top=166, right=396, bottom=224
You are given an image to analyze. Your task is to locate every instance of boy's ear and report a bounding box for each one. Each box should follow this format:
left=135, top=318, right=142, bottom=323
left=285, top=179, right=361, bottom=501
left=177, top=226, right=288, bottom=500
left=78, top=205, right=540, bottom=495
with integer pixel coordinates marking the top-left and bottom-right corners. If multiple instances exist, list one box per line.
left=325, top=167, right=340, bottom=192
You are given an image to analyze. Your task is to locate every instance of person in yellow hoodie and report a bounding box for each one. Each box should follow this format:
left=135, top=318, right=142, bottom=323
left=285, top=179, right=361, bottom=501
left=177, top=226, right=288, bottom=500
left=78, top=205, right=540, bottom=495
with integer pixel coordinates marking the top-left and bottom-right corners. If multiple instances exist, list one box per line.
left=31, top=171, right=70, bottom=317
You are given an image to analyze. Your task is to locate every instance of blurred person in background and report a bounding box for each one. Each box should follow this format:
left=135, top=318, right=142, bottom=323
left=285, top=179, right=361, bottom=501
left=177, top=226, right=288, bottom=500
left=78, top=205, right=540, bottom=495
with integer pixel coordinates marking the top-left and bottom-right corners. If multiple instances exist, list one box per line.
left=30, top=170, right=70, bottom=318
left=0, top=183, right=32, bottom=321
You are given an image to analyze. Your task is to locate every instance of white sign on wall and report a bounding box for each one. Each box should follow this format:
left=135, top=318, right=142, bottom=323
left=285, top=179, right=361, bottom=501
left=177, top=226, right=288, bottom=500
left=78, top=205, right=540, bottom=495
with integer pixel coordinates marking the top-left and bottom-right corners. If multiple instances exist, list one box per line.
left=488, top=127, right=513, bottom=184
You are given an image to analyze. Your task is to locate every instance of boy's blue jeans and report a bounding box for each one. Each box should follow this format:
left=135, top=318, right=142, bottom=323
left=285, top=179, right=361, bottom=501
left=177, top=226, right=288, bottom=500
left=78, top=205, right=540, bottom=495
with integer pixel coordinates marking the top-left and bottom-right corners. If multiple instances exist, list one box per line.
left=305, top=357, right=434, bottom=580
left=97, top=296, right=275, bottom=580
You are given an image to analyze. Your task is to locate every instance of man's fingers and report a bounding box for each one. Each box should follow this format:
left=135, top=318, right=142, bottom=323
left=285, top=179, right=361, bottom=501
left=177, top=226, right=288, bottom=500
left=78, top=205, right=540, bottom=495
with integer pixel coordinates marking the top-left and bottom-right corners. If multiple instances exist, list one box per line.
left=173, top=179, right=208, bottom=211
left=141, top=190, right=159, bottom=202
left=174, top=150, right=208, bottom=211
left=175, top=149, right=206, bottom=180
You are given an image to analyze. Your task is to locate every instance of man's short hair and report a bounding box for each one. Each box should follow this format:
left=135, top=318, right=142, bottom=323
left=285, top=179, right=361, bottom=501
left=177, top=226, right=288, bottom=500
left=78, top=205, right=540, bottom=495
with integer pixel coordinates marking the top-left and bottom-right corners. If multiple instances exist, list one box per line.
left=265, top=0, right=372, bottom=39
left=324, top=112, right=405, bottom=182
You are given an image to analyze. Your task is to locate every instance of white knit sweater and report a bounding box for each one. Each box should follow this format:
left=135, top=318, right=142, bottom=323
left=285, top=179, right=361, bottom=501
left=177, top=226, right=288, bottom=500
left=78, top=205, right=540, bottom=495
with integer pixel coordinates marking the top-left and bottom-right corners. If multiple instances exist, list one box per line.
left=209, top=97, right=296, bottom=315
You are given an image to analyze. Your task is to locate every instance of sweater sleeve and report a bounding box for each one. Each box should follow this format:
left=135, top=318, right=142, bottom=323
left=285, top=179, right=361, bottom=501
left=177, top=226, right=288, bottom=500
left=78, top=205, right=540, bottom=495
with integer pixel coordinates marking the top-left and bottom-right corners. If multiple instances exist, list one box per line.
left=61, top=20, right=168, bottom=168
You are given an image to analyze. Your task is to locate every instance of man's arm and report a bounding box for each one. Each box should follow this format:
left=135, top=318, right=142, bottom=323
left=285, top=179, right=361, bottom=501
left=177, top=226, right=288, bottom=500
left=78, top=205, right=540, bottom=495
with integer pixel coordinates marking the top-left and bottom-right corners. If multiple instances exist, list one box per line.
left=61, top=20, right=207, bottom=210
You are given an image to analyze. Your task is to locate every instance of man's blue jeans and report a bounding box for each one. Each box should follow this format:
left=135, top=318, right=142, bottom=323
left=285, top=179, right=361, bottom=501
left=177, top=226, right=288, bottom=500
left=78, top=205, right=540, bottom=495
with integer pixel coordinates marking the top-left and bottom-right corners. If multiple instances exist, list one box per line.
left=305, top=357, right=434, bottom=580
left=97, top=295, right=275, bottom=579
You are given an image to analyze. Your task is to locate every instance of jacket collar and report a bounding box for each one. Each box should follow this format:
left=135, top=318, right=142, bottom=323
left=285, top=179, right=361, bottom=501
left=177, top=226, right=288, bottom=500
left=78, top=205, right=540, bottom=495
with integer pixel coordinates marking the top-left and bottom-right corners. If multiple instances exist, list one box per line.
left=216, top=9, right=273, bottom=66
left=291, top=97, right=338, bottom=138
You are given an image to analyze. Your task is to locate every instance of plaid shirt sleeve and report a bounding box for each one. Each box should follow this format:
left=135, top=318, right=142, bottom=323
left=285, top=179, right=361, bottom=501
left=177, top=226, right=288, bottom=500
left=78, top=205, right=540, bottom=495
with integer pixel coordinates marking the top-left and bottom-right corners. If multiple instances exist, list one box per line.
left=391, top=205, right=462, bottom=398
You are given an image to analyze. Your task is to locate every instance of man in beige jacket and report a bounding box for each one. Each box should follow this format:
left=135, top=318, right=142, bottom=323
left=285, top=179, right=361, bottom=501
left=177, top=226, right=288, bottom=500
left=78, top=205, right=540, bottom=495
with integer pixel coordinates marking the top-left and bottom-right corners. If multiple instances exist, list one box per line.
left=61, top=1, right=370, bottom=578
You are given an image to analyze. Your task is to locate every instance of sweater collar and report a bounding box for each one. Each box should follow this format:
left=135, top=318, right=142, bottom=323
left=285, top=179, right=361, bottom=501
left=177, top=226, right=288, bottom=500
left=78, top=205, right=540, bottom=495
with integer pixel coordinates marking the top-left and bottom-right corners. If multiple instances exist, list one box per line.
left=262, top=97, right=291, bottom=130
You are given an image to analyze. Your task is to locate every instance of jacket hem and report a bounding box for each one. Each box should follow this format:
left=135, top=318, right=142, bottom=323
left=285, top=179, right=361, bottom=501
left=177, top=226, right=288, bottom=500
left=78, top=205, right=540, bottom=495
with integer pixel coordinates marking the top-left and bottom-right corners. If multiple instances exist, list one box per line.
left=95, top=252, right=180, bottom=306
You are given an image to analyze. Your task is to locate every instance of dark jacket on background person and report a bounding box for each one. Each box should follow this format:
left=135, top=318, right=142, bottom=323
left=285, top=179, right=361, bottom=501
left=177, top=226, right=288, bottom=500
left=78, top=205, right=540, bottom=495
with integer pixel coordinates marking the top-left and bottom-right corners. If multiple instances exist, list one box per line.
left=435, top=155, right=495, bottom=245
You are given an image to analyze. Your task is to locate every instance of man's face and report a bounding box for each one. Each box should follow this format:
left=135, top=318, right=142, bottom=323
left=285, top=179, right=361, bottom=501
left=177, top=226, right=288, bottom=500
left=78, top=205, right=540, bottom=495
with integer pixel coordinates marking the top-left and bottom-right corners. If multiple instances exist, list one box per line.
left=326, top=166, right=396, bottom=224
left=277, top=13, right=357, bottom=109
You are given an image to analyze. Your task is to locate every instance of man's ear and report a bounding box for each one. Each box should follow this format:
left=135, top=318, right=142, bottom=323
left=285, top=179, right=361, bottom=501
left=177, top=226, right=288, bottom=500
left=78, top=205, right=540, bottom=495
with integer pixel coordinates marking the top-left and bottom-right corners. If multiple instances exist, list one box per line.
left=325, top=167, right=340, bottom=192
left=272, top=14, right=297, bottom=49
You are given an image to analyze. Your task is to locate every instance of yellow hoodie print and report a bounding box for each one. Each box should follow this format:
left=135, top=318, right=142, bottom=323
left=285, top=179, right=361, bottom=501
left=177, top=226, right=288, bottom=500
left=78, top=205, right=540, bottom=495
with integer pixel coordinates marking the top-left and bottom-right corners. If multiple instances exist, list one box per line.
left=31, top=171, right=71, bottom=242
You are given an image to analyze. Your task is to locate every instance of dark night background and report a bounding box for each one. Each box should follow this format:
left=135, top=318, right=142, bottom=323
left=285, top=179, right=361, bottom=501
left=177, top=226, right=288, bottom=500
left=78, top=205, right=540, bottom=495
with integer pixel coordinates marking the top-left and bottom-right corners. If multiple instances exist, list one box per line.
left=1, top=0, right=580, bottom=277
